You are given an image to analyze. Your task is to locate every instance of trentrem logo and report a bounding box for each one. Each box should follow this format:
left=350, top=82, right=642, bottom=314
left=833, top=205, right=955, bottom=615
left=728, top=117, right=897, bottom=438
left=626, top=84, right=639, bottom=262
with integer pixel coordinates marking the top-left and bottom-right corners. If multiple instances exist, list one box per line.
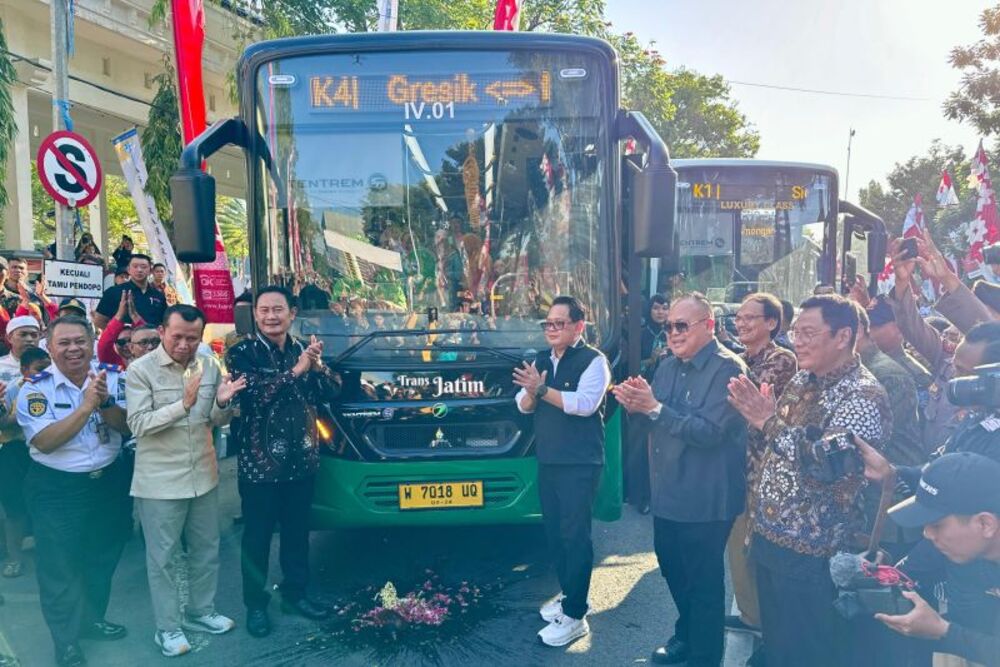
left=432, top=403, right=448, bottom=418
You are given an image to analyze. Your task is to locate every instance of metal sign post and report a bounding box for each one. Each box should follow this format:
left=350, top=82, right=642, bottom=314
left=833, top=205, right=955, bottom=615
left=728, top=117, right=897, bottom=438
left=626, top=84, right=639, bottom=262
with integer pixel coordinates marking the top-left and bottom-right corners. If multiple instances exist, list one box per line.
left=50, top=0, right=74, bottom=260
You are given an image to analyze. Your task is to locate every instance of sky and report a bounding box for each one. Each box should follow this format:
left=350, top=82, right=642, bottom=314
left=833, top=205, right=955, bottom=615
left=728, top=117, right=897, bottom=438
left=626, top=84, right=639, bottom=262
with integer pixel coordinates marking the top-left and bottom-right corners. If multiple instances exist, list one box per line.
left=604, top=0, right=987, bottom=200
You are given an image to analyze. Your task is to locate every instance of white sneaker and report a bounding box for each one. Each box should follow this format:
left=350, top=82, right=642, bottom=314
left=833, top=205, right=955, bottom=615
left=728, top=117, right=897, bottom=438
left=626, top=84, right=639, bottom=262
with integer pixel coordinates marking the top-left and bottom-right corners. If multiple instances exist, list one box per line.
left=539, top=594, right=565, bottom=622
left=538, top=613, right=589, bottom=647
left=181, top=612, right=235, bottom=635
left=154, top=630, right=192, bottom=657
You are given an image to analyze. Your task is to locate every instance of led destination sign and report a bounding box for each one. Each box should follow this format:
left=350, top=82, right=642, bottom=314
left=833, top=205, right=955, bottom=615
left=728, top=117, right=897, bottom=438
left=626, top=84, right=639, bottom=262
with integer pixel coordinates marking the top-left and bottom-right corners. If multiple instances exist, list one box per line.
left=690, top=182, right=809, bottom=211
left=309, top=71, right=553, bottom=113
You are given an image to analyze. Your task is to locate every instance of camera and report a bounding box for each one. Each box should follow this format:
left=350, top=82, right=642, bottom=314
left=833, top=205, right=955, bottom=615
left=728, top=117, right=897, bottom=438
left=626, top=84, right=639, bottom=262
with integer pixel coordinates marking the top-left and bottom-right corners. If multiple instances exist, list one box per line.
left=948, top=363, right=1000, bottom=408
left=804, top=429, right=862, bottom=483
left=983, top=242, right=1000, bottom=266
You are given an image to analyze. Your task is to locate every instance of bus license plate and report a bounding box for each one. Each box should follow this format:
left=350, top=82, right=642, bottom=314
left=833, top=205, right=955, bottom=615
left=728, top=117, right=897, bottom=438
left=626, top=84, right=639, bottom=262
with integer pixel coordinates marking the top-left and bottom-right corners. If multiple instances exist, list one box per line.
left=398, top=481, right=484, bottom=510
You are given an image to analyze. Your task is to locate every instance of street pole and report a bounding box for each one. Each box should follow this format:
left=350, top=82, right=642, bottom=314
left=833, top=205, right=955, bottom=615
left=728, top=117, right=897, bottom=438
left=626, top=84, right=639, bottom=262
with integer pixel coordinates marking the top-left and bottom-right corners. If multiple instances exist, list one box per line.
left=845, top=128, right=856, bottom=199
left=50, top=0, right=74, bottom=260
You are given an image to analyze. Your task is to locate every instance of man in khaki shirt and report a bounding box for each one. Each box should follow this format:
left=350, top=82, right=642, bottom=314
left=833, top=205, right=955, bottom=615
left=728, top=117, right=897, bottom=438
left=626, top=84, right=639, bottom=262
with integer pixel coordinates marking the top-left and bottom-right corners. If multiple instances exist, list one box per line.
left=126, top=304, right=245, bottom=658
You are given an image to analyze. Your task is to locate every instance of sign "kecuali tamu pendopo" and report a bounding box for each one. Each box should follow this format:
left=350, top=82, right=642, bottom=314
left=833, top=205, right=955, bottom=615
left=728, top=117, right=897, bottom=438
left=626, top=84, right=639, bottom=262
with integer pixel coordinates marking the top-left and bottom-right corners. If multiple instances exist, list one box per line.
left=43, top=260, right=104, bottom=299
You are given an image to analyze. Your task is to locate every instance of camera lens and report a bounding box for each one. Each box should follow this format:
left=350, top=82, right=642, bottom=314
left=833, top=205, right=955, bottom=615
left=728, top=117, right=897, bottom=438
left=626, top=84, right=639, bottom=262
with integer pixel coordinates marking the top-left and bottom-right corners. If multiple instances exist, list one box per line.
left=947, top=375, right=987, bottom=406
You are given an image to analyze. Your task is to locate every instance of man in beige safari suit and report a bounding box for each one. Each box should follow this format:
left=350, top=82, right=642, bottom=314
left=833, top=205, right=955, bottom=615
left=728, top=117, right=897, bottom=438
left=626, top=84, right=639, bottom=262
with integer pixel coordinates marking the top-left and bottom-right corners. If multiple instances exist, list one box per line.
left=126, top=304, right=246, bottom=657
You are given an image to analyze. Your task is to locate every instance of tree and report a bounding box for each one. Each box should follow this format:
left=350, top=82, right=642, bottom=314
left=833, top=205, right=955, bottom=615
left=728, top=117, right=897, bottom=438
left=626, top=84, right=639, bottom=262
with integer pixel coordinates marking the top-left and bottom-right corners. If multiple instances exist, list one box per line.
left=217, top=196, right=248, bottom=260
left=0, top=20, right=17, bottom=212
left=945, top=5, right=1000, bottom=136
left=141, top=62, right=184, bottom=236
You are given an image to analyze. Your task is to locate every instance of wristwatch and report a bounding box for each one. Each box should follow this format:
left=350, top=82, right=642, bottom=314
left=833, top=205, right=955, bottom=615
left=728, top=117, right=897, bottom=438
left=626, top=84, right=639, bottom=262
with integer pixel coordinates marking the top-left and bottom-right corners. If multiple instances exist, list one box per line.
left=647, top=402, right=663, bottom=420
left=535, top=384, right=549, bottom=399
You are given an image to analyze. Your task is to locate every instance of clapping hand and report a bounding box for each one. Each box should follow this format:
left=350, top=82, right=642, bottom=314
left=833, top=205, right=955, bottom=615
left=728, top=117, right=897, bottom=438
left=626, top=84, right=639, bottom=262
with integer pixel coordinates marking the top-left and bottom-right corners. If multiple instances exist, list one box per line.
left=610, top=376, right=659, bottom=414
left=306, top=335, right=324, bottom=370
left=115, top=290, right=129, bottom=320
left=182, top=372, right=203, bottom=411
left=84, top=370, right=109, bottom=410
left=727, top=375, right=775, bottom=430
left=512, top=361, right=547, bottom=396
left=216, top=373, right=247, bottom=406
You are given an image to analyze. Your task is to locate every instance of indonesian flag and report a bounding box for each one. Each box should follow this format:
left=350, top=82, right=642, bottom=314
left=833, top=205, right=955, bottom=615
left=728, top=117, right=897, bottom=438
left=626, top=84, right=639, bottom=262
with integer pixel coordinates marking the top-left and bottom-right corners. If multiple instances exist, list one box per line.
left=493, top=0, right=521, bottom=31
left=966, top=140, right=1000, bottom=270
left=937, top=170, right=959, bottom=206
left=171, top=0, right=235, bottom=323
left=877, top=258, right=895, bottom=295
left=902, top=193, right=925, bottom=239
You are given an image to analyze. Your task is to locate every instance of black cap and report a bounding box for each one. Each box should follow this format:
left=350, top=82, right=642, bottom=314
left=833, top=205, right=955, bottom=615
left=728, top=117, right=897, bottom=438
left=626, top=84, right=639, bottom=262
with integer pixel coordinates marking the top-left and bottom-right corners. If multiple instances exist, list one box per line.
left=867, top=297, right=896, bottom=327
left=889, top=452, right=1000, bottom=527
left=58, top=297, right=87, bottom=315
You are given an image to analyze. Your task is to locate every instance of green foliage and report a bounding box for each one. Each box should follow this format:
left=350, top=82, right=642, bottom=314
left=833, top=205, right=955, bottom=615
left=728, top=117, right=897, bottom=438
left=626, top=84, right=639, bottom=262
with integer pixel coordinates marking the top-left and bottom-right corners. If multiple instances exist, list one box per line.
left=105, top=175, right=148, bottom=251
left=217, top=196, right=248, bottom=259
left=945, top=5, right=1000, bottom=136
left=0, top=19, right=18, bottom=211
left=31, top=162, right=55, bottom=246
left=141, top=63, right=183, bottom=236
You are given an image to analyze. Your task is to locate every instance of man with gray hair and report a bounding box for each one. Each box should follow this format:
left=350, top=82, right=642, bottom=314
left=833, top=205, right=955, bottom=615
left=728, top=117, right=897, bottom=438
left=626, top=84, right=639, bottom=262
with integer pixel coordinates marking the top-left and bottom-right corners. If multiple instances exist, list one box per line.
left=16, top=316, right=130, bottom=667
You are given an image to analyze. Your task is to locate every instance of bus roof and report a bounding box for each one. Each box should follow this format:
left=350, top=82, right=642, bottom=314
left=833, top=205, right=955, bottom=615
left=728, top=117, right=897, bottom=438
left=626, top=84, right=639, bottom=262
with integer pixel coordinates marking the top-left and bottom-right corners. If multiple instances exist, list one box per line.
left=241, top=31, right=618, bottom=70
left=671, top=158, right=838, bottom=176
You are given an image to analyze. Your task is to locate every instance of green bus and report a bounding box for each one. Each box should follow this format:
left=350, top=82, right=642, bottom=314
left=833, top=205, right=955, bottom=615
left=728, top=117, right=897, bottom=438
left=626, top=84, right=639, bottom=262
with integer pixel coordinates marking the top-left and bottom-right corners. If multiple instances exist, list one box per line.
left=643, top=158, right=887, bottom=308
left=170, top=32, right=676, bottom=527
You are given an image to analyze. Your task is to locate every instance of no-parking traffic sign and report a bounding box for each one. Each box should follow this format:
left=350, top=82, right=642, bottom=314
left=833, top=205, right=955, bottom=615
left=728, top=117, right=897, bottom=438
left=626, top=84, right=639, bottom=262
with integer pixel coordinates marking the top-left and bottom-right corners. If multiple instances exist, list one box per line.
left=36, top=130, right=103, bottom=208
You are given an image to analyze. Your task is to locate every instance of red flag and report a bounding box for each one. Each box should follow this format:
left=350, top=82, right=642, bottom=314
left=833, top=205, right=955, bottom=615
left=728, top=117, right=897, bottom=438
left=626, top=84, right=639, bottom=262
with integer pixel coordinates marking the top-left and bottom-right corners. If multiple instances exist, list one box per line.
left=902, top=193, right=925, bottom=239
left=171, top=0, right=236, bottom=324
left=493, top=0, right=521, bottom=31
left=966, top=140, right=1000, bottom=270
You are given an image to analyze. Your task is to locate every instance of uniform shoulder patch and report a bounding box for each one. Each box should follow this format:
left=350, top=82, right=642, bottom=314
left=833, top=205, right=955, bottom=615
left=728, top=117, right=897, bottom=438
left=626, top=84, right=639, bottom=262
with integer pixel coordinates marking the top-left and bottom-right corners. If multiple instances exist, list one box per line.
left=26, top=392, right=48, bottom=417
left=98, top=363, right=123, bottom=373
left=27, top=371, right=51, bottom=384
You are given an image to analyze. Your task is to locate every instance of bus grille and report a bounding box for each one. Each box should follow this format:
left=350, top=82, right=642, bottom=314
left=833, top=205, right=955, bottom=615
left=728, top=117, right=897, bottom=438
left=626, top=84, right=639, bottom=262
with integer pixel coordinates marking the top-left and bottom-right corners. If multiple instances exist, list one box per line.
left=360, top=474, right=523, bottom=510
left=364, top=422, right=520, bottom=454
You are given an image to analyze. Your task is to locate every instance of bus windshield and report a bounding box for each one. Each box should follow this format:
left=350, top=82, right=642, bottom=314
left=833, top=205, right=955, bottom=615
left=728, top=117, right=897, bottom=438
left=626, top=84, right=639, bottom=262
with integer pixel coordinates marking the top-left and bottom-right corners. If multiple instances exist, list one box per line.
left=662, top=164, right=836, bottom=306
left=252, top=49, right=613, bottom=360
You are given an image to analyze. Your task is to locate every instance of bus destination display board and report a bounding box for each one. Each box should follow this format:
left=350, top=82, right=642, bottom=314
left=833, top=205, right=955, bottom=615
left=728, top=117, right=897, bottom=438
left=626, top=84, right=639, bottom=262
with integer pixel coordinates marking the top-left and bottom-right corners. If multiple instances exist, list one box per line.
left=309, top=71, right=552, bottom=115
left=690, top=181, right=809, bottom=211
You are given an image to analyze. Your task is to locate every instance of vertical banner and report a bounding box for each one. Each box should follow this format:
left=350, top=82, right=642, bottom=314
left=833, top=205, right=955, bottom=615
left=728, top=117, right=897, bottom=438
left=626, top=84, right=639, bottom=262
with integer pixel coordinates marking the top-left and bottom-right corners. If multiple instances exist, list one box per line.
left=377, top=0, right=399, bottom=32
left=493, top=0, right=521, bottom=31
left=112, top=128, right=193, bottom=305
left=171, top=0, right=235, bottom=323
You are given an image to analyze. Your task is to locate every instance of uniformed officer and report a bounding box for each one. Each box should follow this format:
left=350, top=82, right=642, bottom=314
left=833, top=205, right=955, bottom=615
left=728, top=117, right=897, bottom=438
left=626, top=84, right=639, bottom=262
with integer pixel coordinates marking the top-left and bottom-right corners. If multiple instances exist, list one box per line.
left=16, top=315, right=131, bottom=667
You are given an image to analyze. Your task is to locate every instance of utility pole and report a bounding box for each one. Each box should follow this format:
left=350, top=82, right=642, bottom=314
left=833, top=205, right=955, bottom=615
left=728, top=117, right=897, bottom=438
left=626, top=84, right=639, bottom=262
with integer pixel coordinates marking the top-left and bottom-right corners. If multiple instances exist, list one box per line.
left=50, top=0, right=74, bottom=260
left=845, top=128, right=856, bottom=199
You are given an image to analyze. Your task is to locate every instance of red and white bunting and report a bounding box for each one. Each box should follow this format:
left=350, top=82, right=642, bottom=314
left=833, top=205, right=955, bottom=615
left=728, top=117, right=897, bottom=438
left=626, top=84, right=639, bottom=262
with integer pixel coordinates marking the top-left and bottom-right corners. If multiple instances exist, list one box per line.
left=937, top=169, right=959, bottom=207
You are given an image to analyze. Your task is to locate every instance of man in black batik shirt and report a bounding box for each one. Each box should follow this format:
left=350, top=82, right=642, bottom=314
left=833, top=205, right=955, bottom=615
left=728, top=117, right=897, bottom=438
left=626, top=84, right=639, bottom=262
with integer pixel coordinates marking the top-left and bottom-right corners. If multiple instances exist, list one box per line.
left=225, top=286, right=340, bottom=638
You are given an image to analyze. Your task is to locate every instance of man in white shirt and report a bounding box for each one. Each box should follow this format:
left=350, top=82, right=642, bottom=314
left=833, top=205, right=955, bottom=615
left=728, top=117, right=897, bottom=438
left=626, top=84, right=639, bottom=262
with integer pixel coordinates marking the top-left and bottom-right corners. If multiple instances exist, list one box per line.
left=513, top=296, right=611, bottom=648
left=16, top=315, right=130, bottom=667
left=0, top=315, right=40, bottom=386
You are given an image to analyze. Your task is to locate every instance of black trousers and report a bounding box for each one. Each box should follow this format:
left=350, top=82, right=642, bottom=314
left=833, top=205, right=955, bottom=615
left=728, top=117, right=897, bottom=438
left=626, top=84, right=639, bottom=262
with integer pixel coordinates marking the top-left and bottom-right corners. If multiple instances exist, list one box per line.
left=653, top=517, right=734, bottom=667
left=23, top=459, right=130, bottom=649
left=756, top=559, right=847, bottom=667
left=624, top=416, right=650, bottom=508
left=239, top=476, right=316, bottom=609
left=537, top=464, right=602, bottom=620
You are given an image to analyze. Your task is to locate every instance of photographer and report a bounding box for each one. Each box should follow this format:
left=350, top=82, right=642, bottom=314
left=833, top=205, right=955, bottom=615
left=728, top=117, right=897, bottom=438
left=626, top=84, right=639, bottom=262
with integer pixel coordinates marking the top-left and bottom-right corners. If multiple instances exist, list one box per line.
left=870, top=453, right=1000, bottom=666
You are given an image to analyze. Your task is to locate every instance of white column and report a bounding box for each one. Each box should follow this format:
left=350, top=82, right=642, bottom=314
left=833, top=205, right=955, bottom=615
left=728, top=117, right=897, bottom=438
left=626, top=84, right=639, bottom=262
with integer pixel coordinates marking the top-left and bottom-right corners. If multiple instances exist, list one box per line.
left=88, top=178, right=108, bottom=254
left=3, top=83, right=34, bottom=250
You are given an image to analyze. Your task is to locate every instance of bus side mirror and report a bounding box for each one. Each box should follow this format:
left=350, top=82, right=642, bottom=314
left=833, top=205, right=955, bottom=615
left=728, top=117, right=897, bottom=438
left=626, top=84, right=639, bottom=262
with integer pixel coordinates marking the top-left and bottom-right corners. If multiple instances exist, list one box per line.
left=234, top=301, right=254, bottom=336
left=170, top=167, right=217, bottom=263
left=632, top=164, right=677, bottom=257
left=868, top=230, right=888, bottom=274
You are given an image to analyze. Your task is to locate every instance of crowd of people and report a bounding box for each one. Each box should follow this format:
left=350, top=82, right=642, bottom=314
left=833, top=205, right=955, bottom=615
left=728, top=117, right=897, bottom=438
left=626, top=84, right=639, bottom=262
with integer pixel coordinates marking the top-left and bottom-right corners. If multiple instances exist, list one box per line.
left=519, top=230, right=1000, bottom=667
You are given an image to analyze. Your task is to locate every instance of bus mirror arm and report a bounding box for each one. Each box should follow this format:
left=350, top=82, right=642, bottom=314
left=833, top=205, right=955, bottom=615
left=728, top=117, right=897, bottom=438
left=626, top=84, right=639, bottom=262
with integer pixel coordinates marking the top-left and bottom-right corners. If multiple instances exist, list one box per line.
left=839, top=199, right=888, bottom=276
left=618, top=111, right=678, bottom=259
left=170, top=118, right=251, bottom=263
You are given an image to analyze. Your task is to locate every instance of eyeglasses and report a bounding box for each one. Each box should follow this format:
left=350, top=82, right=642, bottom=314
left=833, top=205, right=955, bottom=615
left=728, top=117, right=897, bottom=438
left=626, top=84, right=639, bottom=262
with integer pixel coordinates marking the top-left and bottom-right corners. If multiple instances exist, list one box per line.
left=787, top=328, right=831, bottom=345
left=733, top=314, right=764, bottom=325
left=114, top=338, right=130, bottom=347
left=539, top=320, right=569, bottom=332
left=665, top=317, right=709, bottom=335
left=133, top=338, right=160, bottom=349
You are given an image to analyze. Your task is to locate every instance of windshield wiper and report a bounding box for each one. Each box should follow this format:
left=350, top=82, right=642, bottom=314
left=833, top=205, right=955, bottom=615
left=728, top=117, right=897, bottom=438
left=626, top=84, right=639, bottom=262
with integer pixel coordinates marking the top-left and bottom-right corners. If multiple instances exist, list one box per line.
left=331, top=328, right=530, bottom=367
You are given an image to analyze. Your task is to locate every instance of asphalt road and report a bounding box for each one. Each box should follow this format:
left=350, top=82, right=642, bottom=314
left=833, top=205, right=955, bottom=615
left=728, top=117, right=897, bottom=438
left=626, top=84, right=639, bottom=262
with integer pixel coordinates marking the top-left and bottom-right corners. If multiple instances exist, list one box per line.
left=0, top=458, right=754, bottom=666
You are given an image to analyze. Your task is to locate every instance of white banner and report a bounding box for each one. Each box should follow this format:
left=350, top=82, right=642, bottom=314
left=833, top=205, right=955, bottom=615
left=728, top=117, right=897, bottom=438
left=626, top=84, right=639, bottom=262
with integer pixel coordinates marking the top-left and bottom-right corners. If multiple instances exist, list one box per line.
left=111, top=127, right=193, bottom=304
left=43, top=260, right=104, bottom=298
left=377, top=0, right=398, bottom=31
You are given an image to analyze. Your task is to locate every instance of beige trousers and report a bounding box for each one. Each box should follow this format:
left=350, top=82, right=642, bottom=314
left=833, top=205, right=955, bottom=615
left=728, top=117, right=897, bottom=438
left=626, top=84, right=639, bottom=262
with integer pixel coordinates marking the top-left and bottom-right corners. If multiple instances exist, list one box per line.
left=136, top=488, right=220, bottom=631
left=726, top=510, right=760, bottom=628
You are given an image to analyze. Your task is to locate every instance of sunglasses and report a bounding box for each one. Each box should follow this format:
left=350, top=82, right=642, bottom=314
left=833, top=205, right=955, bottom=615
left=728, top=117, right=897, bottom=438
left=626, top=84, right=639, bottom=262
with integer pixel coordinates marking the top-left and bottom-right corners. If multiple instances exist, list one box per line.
left=664, top=317, right=710, bottom=335
left=133, top=338, right=160, bottom=349
left=539, top=320, right=570, bottom=332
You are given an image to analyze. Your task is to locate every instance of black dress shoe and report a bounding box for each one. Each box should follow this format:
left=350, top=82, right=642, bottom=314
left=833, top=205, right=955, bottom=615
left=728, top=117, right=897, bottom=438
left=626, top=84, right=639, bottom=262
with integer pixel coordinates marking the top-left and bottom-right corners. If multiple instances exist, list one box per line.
left=281, top=597, right=331, bottom=620
left=55, top=643, right=87, bottom=667
left=651, top=637, right=689, bottom=665
left=81, top=620, right=127, bottom=641
left=725, top=614, right=761, bottom=635
left=246, top=608, right=271, bottom=638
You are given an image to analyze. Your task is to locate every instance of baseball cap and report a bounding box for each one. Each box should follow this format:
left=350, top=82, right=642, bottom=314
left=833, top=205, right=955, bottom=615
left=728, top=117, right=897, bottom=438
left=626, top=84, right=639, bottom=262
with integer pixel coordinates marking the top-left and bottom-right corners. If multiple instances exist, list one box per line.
left=6, top=315, right=39, bottom=333
left=889, top=452, right=1000, bottom=527
left=867, top=297, right=896, bottom=327
left=58, top=298, right=87, bottom=315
